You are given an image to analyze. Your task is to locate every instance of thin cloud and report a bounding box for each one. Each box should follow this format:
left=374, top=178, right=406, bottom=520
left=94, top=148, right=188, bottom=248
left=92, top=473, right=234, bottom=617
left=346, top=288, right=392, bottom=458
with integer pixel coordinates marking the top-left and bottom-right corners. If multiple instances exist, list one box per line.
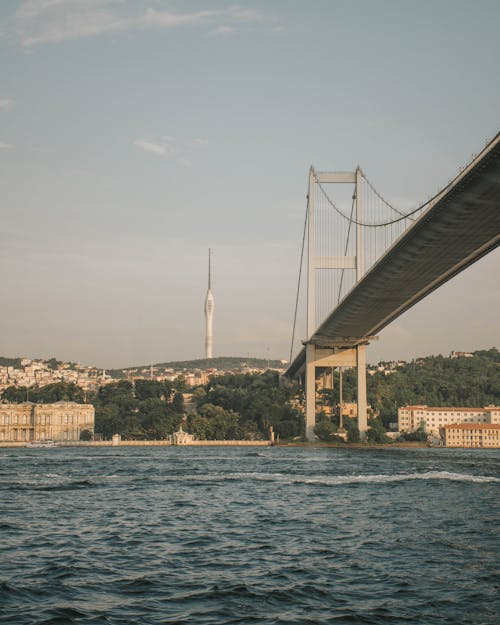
left=226, top=6, right=265, bottom=23
left=13, top=0, right=133, bottom=47
left=211, top=25, right=234, bottom=35
left=133, top=135, right=204, bottom=163
left=140, top=8, right=223, bottom=30
left=133, top=139, right=170, bottom=157
left=0, top=99, right=15, bottom=110
left=191, top=138, right=209, bottom=147
left=0, top=142, right=14, bottom=149
left=11, top=1, right=271, bottom=47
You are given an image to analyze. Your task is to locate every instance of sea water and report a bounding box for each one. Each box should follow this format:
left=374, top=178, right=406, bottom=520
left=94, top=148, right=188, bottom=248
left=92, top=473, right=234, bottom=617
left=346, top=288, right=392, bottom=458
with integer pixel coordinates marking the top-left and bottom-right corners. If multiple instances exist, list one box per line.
left=1, top=446, right=499, bottom=624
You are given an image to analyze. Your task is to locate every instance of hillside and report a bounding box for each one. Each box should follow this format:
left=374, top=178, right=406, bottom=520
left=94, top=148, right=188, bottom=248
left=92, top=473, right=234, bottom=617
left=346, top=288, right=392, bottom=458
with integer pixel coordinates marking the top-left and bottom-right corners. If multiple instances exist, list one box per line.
left=339, top=348, right=500, bottom=426
left=112, top=356, right=286, bottom=374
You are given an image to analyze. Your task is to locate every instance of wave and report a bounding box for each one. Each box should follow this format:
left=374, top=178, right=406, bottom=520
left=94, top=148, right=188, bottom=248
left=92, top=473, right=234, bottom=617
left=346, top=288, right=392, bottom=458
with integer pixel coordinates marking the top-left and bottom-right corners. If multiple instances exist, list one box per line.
left=127, top=470, right=500, bottom=486
left=198, top=470, right=500, bottom=486
left=1, top=479, right=101, bottom=491
left=2, top=471, right=497, bottom=491
left=289, top=470, right=500, bottom=485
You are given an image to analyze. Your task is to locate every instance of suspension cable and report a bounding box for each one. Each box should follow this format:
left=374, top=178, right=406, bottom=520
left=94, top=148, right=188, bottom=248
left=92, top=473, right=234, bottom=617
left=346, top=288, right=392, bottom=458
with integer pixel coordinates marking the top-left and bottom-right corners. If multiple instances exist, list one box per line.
left=289, top=191, right=309, bottom=364
left=314, top=173, right=443, bottom=227
left=337, top=192, right=355, bottom=304
left=360, top=169, right=415, bottom=220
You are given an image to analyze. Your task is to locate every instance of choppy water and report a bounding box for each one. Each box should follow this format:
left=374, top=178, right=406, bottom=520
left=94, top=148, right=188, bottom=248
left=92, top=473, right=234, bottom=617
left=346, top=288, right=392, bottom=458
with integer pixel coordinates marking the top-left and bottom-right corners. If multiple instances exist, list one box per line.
left=1, top=446, right=499, bottom=625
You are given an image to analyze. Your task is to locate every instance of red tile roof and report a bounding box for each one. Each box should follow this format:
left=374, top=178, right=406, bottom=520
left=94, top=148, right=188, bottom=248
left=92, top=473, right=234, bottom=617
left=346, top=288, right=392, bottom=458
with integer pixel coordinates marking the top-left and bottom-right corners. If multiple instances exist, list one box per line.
left=442, top=423, right=500, bottom=430
left=402, top=406, right=499, bottom=412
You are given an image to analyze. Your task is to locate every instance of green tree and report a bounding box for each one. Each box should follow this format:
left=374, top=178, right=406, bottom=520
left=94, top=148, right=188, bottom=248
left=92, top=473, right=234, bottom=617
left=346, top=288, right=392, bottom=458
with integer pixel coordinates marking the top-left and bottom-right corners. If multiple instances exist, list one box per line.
left=187, top=414, right=211, bottom=440
left=399, top=421, right=427, bottom=442
left=134, top=379, right=173, bottom=402
left=344, top=416, right=360, bottom=443
left=314, top=416, right=343, bottom=442
left=172, top=391, right=185, bottom=413
left=94, top=404, right=122, bottom=439
left=35, top=382, right=84, bottom=403
left=1, top=386, right=30, bottom=402
left=137, top=398, right=182, bottom=438
left=195, top=403, right=242, bottom=439
left=366, top=418, right=392, bottom=444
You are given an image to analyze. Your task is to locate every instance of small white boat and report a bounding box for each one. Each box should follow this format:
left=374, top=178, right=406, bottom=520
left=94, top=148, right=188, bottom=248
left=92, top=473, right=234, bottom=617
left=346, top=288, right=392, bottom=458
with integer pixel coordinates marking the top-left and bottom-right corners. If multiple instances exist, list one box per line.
left=26, top=439, right=60, bottom=448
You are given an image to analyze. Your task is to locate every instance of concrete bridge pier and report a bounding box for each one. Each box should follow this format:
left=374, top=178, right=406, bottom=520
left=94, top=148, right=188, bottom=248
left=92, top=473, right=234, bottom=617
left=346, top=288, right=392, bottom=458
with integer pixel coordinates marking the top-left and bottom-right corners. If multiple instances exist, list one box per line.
left=305, top=344, right=368, bottom=441
left=356, top=344, right=367, bottom=439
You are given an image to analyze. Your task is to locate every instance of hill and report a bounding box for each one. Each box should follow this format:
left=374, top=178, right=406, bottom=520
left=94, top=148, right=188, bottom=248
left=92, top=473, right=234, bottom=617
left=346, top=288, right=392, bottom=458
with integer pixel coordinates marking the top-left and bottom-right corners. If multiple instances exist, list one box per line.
left=339, top=347, right=500, bottom=426
left=111, top=356, right=286, bottom=375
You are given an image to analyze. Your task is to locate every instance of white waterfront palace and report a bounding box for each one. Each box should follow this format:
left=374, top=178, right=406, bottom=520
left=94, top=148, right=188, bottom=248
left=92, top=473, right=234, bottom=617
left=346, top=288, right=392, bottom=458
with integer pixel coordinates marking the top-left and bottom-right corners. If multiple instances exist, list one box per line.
left=0, top=401, right=95, bottom=443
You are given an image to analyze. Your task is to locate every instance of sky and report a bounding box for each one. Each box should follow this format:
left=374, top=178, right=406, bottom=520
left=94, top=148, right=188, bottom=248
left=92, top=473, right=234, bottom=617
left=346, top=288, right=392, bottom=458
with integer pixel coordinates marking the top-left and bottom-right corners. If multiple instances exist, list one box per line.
left=0, top=0, right=499, bottom=368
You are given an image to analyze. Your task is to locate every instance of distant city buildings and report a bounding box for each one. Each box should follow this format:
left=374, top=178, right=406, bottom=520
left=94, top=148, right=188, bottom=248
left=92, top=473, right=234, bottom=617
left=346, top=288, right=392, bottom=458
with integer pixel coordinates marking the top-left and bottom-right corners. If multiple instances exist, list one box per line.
left=450, top=351, right=474, bottom=358
left=398, top=405, right=500, bottom=437
left=0, top=401, right=95, bottom=442
left=0, top=357, right=285, bottom=397
left=0, top=359, right=105, bottom=393
left=367, top=360, right=407, bottom=376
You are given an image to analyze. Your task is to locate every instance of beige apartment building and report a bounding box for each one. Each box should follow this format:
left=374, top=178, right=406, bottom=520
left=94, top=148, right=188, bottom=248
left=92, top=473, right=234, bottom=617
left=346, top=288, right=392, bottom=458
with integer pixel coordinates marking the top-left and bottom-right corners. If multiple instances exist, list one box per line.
left=398, top=405, right=500, bottom=436
left=441, top=423, right=500, bottom=448
left=0, top=402, right=95, bottom=442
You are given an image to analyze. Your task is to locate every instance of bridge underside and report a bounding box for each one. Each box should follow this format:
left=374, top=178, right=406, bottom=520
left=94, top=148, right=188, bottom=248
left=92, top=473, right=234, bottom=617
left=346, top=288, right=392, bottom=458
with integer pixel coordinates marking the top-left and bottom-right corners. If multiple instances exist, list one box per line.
left=286, top=133, right=500, bottom=381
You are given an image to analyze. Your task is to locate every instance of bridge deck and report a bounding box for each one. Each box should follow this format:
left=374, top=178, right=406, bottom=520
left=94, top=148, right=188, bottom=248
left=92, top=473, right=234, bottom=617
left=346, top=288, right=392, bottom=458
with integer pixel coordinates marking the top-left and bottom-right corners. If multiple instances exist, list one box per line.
left=286, top=133, right=500, bottom=379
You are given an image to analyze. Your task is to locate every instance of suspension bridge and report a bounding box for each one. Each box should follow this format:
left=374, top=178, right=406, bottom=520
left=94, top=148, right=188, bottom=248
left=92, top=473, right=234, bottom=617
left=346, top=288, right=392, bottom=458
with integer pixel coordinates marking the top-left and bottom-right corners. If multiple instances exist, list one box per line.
left=285, top=132, right=500, bottom=440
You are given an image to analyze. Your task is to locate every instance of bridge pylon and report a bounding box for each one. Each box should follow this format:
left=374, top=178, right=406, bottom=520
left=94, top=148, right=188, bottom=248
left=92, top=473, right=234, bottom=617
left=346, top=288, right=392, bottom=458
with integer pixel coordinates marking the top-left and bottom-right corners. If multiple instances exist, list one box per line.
left=303, top=166, right=370, bottom=441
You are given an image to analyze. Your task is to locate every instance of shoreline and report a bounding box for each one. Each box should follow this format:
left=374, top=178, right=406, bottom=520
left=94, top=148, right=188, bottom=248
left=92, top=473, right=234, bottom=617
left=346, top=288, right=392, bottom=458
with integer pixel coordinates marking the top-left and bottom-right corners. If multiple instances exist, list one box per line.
left=0, top=440, right=427, bottom=449
left=0, top=440, right=272, bottom=448
left=280, top=441, right=429, bottom=449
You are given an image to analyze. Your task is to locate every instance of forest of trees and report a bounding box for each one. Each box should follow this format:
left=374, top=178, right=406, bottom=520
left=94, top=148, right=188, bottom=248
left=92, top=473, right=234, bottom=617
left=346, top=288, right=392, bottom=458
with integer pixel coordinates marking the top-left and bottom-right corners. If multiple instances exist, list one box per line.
left=92, top=380, right=186, bottom=440
left=0, top=372, right=303, bottom=441
left=187, top=370, right=303, bottom=440
left=0, top=357, right=22, bottom=368
left=1, top=381, right=85, bottom=404
left=312, top=348, right=499, bottom=441
left=1, top=349, right=498, bottom=443
left=362, top=348, right=498, bottom=427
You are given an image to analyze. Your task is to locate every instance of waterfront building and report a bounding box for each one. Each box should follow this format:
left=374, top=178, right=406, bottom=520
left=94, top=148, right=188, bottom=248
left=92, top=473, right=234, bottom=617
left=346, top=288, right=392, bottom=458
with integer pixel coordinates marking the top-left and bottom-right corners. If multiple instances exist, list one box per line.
left=398, top=405, right=500, bottom=436
left=0, top=401, right=95, bottom=442
left=172, top=426, right=195, bottom=445
left=441, top=423, right=500, bottom=448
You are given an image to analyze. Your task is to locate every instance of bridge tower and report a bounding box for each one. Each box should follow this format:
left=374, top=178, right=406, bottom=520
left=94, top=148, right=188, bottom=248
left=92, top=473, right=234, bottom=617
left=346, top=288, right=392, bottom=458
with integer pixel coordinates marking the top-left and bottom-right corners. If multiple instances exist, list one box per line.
left=304, top=167, right=368, bottom=441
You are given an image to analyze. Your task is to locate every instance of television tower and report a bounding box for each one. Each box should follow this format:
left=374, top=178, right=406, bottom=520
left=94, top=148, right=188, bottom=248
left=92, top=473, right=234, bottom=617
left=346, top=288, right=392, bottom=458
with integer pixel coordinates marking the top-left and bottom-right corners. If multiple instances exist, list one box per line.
left=204, top=248, right=214, bottom=359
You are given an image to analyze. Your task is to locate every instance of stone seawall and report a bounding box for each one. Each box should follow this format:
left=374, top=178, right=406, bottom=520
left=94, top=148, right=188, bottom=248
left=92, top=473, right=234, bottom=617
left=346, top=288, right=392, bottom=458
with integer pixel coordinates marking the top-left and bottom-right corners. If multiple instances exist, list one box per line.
left=184, top=440, right=271, bottom=446
left=0, top=440, right=272, bottom=447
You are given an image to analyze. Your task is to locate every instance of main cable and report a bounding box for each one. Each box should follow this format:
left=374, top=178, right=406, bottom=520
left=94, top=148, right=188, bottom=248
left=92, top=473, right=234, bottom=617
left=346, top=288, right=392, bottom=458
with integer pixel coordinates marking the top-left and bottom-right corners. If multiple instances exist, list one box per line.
left=315, top=174, right=441, bottom=227
left=360, top=169, right=416, bottom=220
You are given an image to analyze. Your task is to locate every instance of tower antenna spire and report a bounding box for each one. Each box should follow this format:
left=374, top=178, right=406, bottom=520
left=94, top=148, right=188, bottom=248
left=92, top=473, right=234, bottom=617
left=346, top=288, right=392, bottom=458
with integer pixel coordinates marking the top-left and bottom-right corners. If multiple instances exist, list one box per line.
left=204, top=248, right=214, bottom=359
